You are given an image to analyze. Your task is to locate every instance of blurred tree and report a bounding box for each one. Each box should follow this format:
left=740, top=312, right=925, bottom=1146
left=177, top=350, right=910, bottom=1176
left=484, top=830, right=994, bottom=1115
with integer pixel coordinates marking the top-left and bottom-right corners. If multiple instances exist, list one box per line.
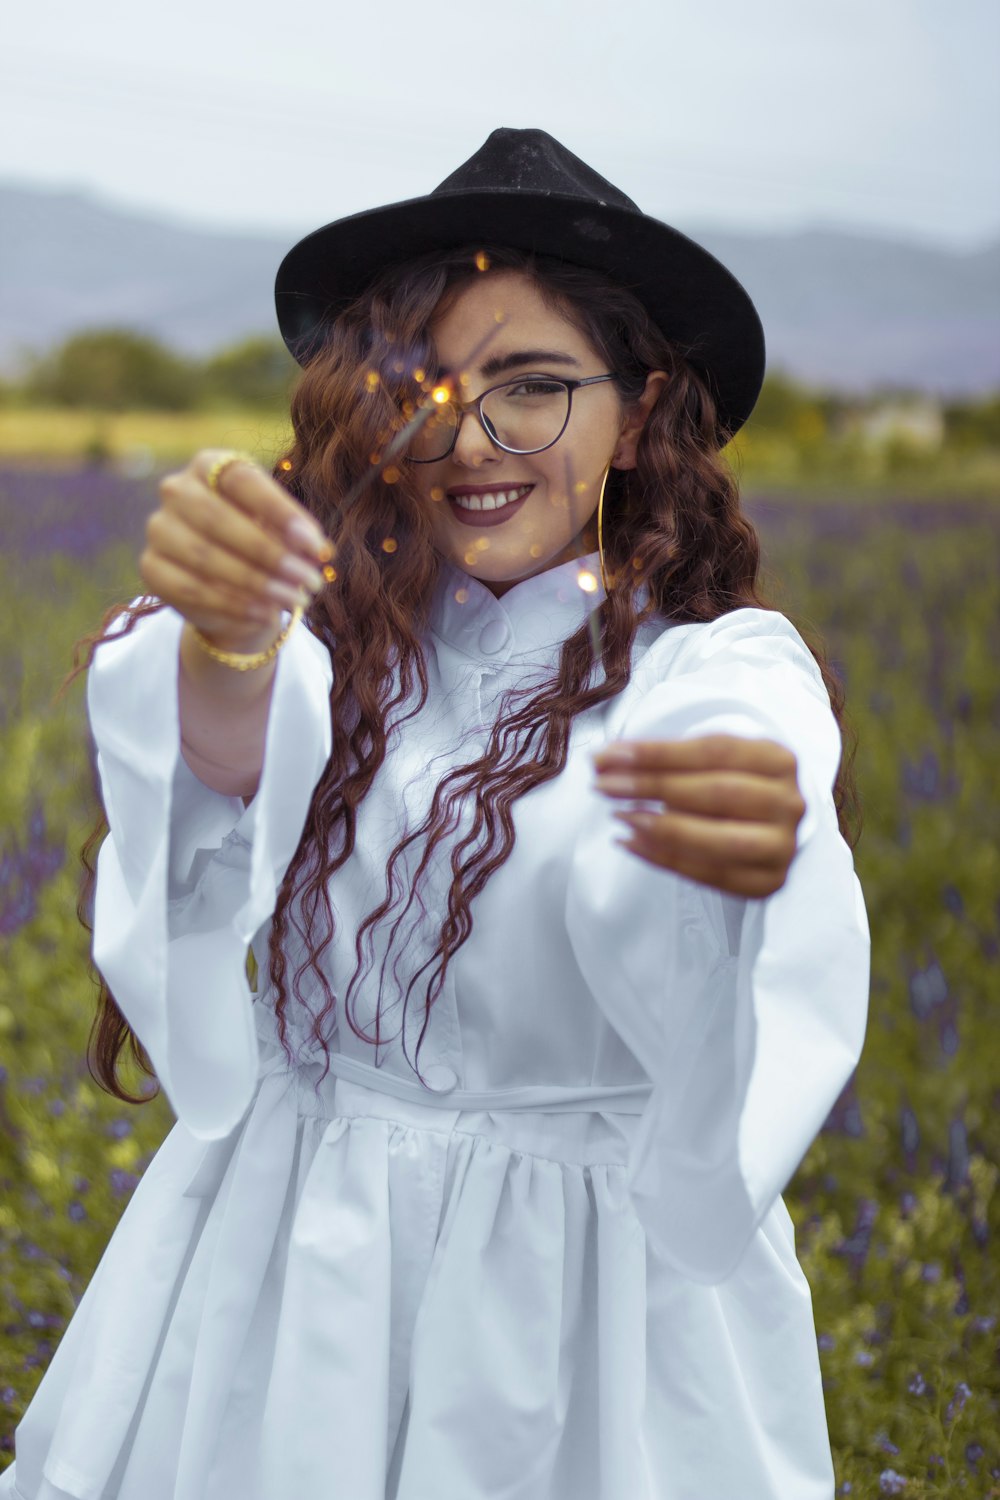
left=943, top=393, right=1000, bottom=450
left=747, top=372, right=817, bottom=432
left=202, top=336, right=298, bottom=409
left=25, top=330, right=199, bottom=411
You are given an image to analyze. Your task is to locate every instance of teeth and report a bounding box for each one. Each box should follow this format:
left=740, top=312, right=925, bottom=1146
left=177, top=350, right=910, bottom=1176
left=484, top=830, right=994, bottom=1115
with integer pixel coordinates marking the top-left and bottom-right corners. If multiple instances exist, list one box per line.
left=451, top=486, right=529, bottom=511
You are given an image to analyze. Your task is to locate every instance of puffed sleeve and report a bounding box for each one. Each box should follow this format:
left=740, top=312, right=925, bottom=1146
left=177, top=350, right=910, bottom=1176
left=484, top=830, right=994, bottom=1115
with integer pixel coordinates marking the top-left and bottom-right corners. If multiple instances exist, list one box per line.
left=565, top=608, right=870, bottom=1284
left=86, top=603, right=333, bottom=1141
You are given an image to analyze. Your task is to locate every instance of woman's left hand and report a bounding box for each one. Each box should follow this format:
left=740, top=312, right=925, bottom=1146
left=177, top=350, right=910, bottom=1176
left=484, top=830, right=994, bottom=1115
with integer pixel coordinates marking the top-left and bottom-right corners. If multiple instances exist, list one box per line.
left=592, top=735, right=806, bottom=898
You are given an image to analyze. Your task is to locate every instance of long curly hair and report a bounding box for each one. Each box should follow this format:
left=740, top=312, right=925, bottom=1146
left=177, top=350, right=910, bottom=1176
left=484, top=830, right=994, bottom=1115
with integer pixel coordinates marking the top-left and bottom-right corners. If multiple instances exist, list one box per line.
left=70, top=244, right=861, bottom=1105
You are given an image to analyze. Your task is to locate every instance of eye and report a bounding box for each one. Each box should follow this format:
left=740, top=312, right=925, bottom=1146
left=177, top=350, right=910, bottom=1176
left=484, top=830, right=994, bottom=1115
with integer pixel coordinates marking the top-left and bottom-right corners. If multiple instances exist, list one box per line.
left=503, top=378, right=567, bottom=399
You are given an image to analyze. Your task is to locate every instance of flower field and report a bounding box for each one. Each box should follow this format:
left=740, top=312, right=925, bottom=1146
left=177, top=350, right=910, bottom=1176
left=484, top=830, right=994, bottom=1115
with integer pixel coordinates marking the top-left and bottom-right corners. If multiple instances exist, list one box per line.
left=0, top=464, right=997, bottom=1495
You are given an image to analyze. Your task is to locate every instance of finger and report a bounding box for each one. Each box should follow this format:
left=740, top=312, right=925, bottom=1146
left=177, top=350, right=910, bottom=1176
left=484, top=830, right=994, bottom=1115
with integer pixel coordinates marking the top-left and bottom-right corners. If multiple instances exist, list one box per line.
left=152, top=485, right=326, bottom=598
left=612, top=807, right=796, bottom=871
left=188, top=451, right=331, bottom=560
left=139, top=548, right=281, bottom=629
left=595, top=769, right=805, bottom=826
left=146, top=509, right=316, bottom=616
left=594, top=734, right=797, bottom=779
left=615, top=829, right=790, bottom=898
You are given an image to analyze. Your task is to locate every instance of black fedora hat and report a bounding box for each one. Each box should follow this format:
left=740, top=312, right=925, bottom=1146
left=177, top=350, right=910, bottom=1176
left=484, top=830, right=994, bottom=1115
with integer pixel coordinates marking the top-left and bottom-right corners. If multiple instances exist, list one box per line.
left=275, top=127, right=765, bottom=438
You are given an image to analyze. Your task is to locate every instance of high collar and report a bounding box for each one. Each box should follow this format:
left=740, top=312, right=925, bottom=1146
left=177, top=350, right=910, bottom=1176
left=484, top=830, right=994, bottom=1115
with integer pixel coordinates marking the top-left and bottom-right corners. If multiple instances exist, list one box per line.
left=429, top=551, right=607, bottom=664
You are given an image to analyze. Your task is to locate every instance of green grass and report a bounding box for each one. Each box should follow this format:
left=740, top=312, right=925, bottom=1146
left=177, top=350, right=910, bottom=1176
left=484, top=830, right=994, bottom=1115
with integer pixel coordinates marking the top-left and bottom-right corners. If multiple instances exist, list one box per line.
left=1, top=477, right=998, bottom=1494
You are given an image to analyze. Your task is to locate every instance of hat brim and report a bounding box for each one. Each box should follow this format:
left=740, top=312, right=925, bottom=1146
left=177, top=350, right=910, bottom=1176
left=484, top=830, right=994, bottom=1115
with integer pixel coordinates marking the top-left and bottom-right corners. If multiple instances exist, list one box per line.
left=275, top=189, right=765, bottom=437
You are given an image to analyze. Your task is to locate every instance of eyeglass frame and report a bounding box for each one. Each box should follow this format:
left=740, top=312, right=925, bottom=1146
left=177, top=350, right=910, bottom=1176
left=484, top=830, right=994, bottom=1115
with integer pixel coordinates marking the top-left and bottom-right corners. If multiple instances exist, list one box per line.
left=405, top=373, right=618, bottom=463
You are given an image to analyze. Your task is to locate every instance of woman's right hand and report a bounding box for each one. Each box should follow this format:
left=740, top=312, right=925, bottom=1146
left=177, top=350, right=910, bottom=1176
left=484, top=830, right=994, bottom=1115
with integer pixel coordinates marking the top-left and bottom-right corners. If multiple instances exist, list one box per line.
left=140, top=450, right=333, bottom=652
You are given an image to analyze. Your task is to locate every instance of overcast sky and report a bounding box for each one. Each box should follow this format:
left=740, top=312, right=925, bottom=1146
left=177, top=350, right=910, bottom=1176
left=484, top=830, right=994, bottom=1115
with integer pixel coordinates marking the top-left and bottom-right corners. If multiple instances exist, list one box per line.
left=4, top=0, right=998, bottom=249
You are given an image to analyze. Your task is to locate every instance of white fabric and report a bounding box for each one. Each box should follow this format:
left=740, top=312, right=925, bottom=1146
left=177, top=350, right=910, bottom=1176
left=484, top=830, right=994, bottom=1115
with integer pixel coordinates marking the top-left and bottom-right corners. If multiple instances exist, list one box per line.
left=3, top=550, right=869, bottom=1500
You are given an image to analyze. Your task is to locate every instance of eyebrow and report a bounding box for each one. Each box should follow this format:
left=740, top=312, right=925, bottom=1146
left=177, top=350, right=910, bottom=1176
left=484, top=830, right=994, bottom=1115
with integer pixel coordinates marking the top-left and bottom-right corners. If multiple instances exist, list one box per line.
left=434, top=348, right=583, bottom=381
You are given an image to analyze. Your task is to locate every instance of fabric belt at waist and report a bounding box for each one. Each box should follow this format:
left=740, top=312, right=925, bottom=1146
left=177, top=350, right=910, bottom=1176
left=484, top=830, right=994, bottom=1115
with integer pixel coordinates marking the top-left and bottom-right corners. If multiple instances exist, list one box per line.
left=269, top=1045, right=653, bottom=1116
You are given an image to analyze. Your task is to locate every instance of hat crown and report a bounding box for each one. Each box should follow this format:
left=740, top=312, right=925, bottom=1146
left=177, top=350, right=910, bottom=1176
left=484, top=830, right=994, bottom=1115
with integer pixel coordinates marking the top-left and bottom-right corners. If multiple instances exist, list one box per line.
left=432, top=127, right=640, bottom=214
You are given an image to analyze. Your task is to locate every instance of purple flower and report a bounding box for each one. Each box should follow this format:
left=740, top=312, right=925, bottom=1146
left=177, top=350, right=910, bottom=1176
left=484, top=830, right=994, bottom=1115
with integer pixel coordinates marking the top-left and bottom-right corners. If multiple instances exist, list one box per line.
left=106, top=1118, right=133, bottom=1139
left=966, top=1442, right=984, bottom=1469
left=971, top=1315, right=996, bottom=1334
left=67, top=1202, right=87, bottom=1223
left=946, top=1118, right=970, bottom=1186
left=920, top=1263, right=942, bottom=1283
left=899, top=1103, right=919, bottom=1160
left=942, top=884, right=964, bottom=916
left=822, top=1074, right=864, bottom=1137
left=854, top=1350, right=875, bottom=1367
left=902, top=747, right=944, bottom=801
left=0, top=465, right=158, bottom=561
left=818, top=1333, right=836, bottom=1352
left=878, top=1470, right=907, bottom=1495
left=27, top=1311, right=46, bottom=1329
left=876, top=1433, right=901, bottom=1455
left=0, top=1387, right=16, bottom=1404
left=857, top=1199, right=878, bottom=1231
left=908, top=958, right=948, bottom=1019
left=907, top=1372, right=927, bottom=1397
left=0, top=801, right=66, bottom=937
left=945, top=1382, right=972, bottom=1423
left=109, top=1169, right=138, bottom=1196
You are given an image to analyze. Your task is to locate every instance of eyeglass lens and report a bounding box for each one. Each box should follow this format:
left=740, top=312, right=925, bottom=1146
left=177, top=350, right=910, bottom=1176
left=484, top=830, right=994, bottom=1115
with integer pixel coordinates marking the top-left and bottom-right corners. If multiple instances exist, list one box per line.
left=409, top=379, right=571, bottom=462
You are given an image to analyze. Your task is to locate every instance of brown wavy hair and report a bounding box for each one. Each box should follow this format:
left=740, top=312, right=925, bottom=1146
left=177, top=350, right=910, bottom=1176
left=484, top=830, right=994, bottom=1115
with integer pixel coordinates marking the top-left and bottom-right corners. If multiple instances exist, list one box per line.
left=68, top=244, right=861, bottom=1106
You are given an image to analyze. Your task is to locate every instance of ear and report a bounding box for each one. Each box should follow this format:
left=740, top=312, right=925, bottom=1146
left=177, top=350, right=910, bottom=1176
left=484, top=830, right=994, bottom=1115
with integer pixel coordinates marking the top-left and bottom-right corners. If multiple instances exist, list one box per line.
left=612, top=370, right=668, bottom=469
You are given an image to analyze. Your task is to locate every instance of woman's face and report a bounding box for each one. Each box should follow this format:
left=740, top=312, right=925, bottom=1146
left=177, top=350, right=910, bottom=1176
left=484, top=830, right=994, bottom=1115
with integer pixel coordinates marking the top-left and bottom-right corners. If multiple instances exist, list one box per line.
left=411, top=270, right=659, bottom=597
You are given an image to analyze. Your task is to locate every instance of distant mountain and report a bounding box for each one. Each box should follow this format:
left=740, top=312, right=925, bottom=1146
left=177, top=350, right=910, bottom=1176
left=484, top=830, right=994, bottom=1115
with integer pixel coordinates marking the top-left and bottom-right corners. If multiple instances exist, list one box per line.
left=2, top=182, right=998, bottom=395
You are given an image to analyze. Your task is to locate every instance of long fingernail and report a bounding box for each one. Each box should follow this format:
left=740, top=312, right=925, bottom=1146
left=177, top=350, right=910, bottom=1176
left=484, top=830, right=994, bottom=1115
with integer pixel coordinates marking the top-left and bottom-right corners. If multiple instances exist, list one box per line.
left=277, top=554, right=324, bottom=591
left=594, top=744, right=637, bottom=766
left=287, top=517, right=330, bottom=556
left=594, top=774, right=635, bottom=794
left=265, top=580, right=310, bottom=610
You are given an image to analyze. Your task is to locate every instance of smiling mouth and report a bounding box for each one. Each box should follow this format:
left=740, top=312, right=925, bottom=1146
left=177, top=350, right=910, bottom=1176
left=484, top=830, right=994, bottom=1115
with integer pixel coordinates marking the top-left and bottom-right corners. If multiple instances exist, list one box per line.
left=447, top=484, right=534, bottom=513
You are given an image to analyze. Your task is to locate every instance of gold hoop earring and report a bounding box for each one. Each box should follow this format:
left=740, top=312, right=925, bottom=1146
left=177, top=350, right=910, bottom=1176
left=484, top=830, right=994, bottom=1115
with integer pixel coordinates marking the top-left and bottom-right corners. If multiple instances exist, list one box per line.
left=597, top=463, right=613, bottom=593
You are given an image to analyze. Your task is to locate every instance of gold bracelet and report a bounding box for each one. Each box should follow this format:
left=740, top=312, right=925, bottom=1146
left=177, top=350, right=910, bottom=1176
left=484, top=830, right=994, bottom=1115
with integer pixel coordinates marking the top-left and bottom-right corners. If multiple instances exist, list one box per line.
left=189, top=605, right=303, bottom=672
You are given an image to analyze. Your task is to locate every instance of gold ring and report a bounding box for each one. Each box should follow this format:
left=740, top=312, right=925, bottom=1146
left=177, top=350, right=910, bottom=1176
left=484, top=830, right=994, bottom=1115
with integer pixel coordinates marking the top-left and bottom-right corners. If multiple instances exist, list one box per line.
left=205, top=450, right=255, bottom=494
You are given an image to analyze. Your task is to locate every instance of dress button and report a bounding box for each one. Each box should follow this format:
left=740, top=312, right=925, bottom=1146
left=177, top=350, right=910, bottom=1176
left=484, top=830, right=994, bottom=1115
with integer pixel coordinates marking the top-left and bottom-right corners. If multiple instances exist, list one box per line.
left=422, top=1063, right=459, bottom=1094
left=478, top=619, right=510, bottom=655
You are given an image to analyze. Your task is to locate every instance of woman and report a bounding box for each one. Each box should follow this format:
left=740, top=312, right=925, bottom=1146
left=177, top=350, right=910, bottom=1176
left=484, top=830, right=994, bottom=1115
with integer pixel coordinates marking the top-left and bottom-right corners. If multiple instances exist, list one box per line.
left=3, top=128, right=869, bottom=1499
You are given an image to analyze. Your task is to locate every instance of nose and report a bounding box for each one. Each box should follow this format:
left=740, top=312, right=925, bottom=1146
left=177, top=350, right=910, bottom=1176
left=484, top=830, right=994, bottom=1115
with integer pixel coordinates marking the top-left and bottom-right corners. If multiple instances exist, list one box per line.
left=450, top=406, right=499, bottom=468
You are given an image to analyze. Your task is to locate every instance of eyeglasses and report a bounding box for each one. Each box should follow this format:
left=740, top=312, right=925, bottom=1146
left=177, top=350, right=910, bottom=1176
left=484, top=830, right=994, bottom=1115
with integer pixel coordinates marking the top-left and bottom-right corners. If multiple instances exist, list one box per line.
left=405, top=374, right=617, bottom=464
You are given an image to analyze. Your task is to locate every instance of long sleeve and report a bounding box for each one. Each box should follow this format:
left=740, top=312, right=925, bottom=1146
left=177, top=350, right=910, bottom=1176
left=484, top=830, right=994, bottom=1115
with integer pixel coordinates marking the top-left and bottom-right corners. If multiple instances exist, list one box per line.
left=87, top=604, right=333, bottom=1141
left=565, top=608, right=870, bottom=1284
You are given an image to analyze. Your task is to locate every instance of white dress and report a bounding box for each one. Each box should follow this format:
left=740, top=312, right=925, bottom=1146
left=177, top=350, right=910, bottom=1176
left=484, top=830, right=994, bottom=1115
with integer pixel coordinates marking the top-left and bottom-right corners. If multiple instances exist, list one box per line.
left=2, top=549, right=870, bottom=1500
